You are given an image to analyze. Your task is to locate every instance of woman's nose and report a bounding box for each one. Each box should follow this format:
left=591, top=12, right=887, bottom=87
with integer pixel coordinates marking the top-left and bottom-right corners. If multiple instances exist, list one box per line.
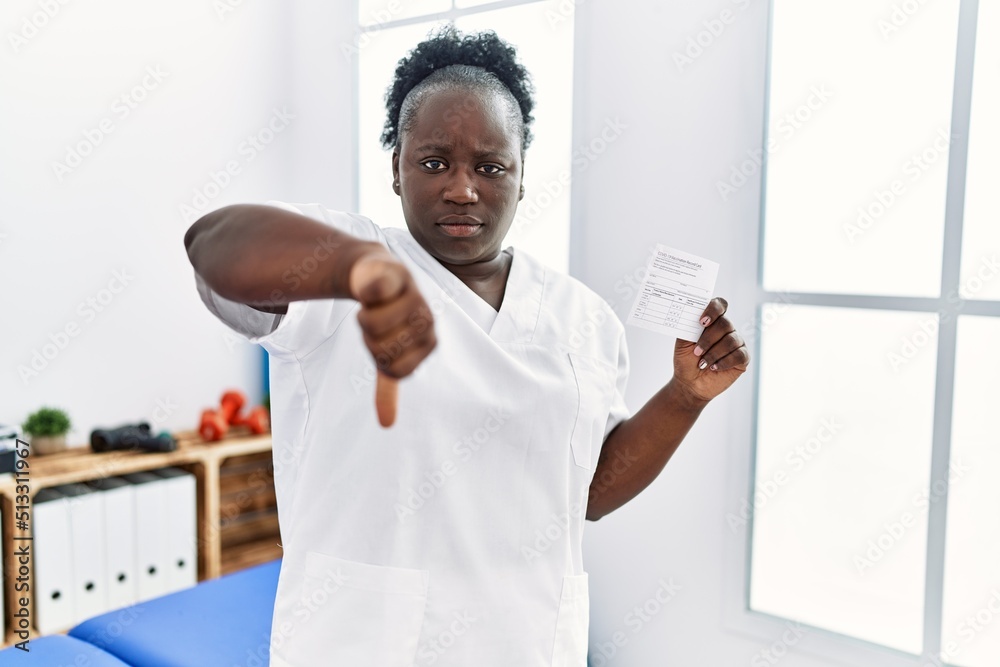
left=442, top=168, right=478, bottom=205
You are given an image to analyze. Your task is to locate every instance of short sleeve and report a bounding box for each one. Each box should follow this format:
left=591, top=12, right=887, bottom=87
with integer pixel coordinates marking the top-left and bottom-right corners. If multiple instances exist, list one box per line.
left=194, top=269, right=285, bottom=340
left=191, top=200, right=386, bottom=356
left=602, top=328, right=631, bottom=440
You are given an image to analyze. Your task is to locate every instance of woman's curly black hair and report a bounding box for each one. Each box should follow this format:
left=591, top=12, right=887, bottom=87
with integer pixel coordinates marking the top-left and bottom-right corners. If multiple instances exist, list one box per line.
left=380, top=26, right=535, bottom=152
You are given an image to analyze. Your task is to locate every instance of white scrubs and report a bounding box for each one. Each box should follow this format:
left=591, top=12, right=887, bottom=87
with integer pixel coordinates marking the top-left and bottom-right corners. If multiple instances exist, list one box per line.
left=194, top=202, right=630, bottom=666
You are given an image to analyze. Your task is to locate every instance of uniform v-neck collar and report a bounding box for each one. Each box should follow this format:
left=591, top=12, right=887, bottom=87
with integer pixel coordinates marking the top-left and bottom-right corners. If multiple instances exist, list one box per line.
left=387, top=229, right=543, bottom=344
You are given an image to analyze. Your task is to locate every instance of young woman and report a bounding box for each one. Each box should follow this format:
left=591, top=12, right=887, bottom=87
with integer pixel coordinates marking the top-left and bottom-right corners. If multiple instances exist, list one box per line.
left=185, top=27, right=748, bottom=667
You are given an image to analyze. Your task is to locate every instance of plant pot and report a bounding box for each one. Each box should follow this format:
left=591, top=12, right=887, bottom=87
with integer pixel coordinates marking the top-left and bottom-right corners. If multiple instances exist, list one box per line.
left=29, top=434, right=67, bottom=456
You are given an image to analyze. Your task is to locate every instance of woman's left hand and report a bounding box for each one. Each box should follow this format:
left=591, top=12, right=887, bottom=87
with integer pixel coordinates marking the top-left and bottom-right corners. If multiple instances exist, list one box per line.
left=672, top=297, right=750, bottom=404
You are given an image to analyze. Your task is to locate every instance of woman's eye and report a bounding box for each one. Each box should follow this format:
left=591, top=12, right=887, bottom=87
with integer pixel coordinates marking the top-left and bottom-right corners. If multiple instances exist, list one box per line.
left=478, top=164, right=504, bottom=175
left=421, top=160, right=445, bottom=171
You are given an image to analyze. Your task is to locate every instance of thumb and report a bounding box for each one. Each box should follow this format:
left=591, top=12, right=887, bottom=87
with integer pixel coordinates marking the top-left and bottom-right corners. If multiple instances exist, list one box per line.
left=349, top=255, right=406, bottom=306
left=375, top=371, right=398, bottom=428
left=674, top=337, right=696, bottom=353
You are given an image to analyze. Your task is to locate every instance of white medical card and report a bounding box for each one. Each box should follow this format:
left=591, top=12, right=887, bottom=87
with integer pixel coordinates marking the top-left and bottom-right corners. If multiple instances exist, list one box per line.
left=626, top=245, right=720, bottom=342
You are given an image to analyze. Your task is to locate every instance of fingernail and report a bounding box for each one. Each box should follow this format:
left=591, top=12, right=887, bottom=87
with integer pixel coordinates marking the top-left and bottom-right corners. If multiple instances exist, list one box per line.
left=700, top=316, right=711, bottom=326
left=699, top=360, right=708, bottom=370
left=694, top=346, right=703, bottom=356
left=710, top=364, right=718, bottom=371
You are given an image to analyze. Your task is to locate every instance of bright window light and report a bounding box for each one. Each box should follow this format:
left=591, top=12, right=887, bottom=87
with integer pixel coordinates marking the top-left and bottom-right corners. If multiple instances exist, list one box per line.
left=762, top=0, right=960, bottom=297
left=750, top=304, right=937, bottom=654
left=939, top=316, right=1000, bottom=667
left=957, top=0, right=1000, bottom=301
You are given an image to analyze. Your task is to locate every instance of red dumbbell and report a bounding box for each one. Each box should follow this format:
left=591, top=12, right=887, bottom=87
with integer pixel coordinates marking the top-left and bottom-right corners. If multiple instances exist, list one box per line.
left=199, top=409, right=228, bottom=442
left=233, top=406, right=270, bottom=434
left=199, top=390, right=268, bottom=442
left=219, top=391, right=245, bottom=423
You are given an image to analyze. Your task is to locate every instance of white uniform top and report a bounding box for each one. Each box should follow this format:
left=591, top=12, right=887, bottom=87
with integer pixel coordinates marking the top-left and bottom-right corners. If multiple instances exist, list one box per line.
left=194, top=202, right=630, bottom=667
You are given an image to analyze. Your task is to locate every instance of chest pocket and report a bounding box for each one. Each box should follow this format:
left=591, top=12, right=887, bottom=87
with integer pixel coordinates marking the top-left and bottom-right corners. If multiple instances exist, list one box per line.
left=567, top=353, right=617, bottom=471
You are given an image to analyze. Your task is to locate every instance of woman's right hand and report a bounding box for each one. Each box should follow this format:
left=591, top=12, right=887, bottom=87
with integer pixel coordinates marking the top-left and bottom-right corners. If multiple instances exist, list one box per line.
left=348, top=249, right=438, bottom=380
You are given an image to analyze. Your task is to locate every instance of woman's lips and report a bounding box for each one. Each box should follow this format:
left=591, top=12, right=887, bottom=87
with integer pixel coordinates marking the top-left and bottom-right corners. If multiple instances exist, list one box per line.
left=437, top=223, right=482, bottom=237
left=437, top=216, right=483, bottom=237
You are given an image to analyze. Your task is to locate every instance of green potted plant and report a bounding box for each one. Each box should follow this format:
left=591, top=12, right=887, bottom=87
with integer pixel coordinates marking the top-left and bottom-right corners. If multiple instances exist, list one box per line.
left=22, top=407, right=72, bottom=456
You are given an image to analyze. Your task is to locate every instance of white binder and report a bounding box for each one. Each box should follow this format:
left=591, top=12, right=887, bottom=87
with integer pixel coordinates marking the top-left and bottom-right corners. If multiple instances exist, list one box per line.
left=34, top=487, right=75, bottom=634
left=58, top=483, right=109, bottom=625
left=87, top=476, right=138, bottom=610
left=121, top=472, right=170, bottom=602
left=152, top=467, right=198, bottom=593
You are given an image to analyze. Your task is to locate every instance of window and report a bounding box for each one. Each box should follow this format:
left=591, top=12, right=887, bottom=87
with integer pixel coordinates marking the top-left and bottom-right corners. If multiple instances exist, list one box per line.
left=749, top=0, right=1000, bottom=663
left=355, top=0, right=574, bottom=272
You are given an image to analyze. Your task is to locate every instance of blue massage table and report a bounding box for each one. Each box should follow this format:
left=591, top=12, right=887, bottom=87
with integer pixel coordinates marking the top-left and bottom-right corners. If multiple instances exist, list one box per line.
left=0, top=559, right=280, bottom=666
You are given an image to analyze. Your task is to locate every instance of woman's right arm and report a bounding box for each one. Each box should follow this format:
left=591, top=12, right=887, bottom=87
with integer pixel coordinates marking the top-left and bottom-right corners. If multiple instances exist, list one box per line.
left=184, top=203, right=388, bottom=313
left=184, top=204, right=437, bottom=379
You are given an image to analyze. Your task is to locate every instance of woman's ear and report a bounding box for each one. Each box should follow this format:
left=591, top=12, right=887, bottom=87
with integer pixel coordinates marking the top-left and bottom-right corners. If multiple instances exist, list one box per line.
left=391, top=150, right=401, bottom=195
left=518, top=154, right=526, bottom=201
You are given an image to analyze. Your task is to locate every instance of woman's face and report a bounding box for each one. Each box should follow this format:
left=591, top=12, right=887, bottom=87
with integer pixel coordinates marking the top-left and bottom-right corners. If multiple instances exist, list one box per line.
left=392, top=87, right=524, bottom=266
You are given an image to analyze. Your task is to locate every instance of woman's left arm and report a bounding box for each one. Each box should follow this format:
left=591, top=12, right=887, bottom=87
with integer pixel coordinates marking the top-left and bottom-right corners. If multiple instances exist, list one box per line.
left=586, top=298, right=750, bottom=521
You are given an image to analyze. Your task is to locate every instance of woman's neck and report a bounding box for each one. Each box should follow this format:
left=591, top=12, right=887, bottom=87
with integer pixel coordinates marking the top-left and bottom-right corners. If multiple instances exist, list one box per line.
left=439, top=249, right=513, bottom=311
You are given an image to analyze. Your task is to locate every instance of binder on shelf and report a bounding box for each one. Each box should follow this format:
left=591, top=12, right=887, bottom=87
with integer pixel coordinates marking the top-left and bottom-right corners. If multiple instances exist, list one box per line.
left=152, top=467, right=198, bottom=593
left=34, top=487, right=75, bottom=634
left=58, top=483, right=109, bottom=625
left=121, top=472, right=169, bottom=602
left=87, top=476, right=138, bottom=610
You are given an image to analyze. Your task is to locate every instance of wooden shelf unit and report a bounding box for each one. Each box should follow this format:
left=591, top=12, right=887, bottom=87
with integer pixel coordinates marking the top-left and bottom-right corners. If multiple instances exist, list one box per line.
left=0, top=429, right=280, bottom=646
